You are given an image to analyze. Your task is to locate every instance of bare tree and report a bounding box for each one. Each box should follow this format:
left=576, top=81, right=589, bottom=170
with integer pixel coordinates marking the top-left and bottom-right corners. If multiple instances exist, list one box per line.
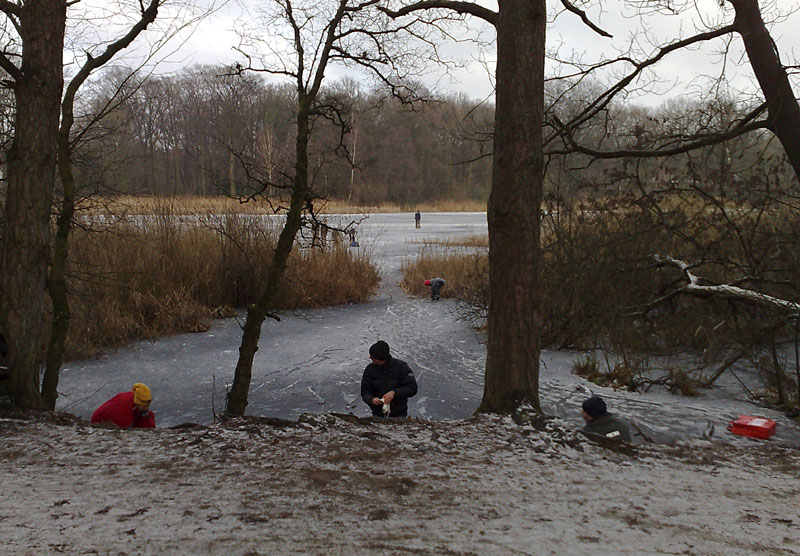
left=547, top=1, right=800, bottom=183
left=0, top=1, right=67, bottom=409
left=0, top=0, right=214, bottom=409
left=60, top=64, right=493, bottom=203
left=535, top=1, right=800, bottom=403
left=380, top=0, right=613, bottom=414
left=42, top=0, right=163, bottom=409
left=225, top=0, right=430, bottom=415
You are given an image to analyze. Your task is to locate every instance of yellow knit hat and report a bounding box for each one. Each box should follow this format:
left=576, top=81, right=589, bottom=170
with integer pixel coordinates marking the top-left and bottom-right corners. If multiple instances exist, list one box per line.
left=132, top=383, right=152, bottom=406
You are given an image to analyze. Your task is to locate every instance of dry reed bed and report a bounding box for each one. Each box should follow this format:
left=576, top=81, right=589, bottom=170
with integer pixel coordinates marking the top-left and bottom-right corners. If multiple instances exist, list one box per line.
left=90, top=195, right=487, bottom=216
left=64, top=213, right=379, bottom=360
left=401, top=238, right=488, bottom=303
left=408, top=234, right=489, bottom=248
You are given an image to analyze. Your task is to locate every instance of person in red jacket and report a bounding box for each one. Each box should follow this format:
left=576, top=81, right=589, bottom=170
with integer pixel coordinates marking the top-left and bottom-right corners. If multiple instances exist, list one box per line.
left=91, top=383, right=155, bottom=428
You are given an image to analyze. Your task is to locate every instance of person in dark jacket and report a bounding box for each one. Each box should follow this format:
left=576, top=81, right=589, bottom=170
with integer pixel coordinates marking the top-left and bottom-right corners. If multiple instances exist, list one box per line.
left=91, top=383, right=156, bottom=428
left=360, top=340, right=418, bottom=418
left=581, top=395, right=631, bottom=442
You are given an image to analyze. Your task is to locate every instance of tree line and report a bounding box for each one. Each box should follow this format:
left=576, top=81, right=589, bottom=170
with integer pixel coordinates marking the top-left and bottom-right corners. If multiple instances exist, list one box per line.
left=68, top=67, right=494, bottom=207
left=7, top=63, right=796, bottom=212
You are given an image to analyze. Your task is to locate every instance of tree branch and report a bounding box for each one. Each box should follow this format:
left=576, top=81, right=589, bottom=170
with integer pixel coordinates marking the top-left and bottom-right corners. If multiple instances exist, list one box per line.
left=62, top=0, right=160, bottom=112
left=307, top=0, right=349, bottom=100
left=560, top=0, right=612, bottom=38
left=547, top=24, right=738, bottom=144
left=653, top=254, right=800, bottom=315
left=0, top=0, right=21, bottom=17
left=379, top=0, right=497, bottom=26
left=548, top=111, right=768, bottom=159
left=0, top=52, right=22, bottom=82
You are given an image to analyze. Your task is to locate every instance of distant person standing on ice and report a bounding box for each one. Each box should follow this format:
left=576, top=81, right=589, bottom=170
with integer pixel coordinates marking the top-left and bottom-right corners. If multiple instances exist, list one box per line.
left=360, top=341, right=418, bottom=418
left=320, top=221, right=329, bottom=247
left=425, top=277, right=445, bottom=300
left=581, top=395, right=631, bottom=442
left=414, top=210, right=421, bottom=228
left=91, top=383, right=156, bottom=428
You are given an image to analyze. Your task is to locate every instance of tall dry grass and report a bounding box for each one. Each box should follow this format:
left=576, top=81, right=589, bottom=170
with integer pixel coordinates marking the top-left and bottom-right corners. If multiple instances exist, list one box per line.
left=409, top=235, right=489, bottom=248
left=64, top=211, right=379, bottom=360
left=90, top=195, right=487, bottom=216
left=400, top=243, right=488, bottom=306
left=86, top=195, right=269, bottom=217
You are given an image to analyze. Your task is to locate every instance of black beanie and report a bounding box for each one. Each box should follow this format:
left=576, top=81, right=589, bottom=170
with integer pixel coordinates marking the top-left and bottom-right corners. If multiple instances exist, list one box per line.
left=582, top=396, right=607, bottom=418
left=369, top=340, right=390, bottom=361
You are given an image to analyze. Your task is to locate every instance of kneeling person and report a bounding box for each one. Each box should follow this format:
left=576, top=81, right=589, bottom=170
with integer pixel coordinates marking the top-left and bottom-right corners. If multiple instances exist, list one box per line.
left=581, top=395, right=631, bottom=442
left=361, top=340, right=418, bottom=418
left=91, top=383, right=156, bottom=429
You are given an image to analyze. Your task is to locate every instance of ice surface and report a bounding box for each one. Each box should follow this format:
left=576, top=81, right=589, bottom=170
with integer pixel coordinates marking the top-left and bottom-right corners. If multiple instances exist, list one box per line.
left=56, top=212, right=800, bottom=446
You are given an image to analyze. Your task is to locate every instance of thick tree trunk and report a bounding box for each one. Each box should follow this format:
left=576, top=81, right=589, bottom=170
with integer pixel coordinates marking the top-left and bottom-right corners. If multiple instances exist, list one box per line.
left=731, top=0, right=800, bottom=181
left=0, top=1, right=66, bottom=409
left=226, top=102, right=311, bottom=416
left=478, top=0, right=545, bottom=413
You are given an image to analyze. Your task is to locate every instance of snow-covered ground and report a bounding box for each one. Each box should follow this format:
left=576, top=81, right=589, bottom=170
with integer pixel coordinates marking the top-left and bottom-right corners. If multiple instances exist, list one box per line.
left=1, top=412, right=798, bottom=556
left=5, top=211, right=799, bottom=554
left=55, top=212, right=800, bottom=446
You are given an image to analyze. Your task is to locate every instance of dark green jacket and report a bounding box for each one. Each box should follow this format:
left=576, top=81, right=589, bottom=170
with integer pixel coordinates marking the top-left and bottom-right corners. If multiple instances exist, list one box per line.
left=584, top=413, right=632, bottom=442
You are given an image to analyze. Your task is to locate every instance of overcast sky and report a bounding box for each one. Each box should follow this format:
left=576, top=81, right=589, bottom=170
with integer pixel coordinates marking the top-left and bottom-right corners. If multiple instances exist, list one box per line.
left=89, top=0, right=800, bottom=106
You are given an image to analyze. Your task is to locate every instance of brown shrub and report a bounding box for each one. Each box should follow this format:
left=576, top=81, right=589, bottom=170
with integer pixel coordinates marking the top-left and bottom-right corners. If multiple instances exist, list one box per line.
left=63, top=210, right=378, bottom=359
left=400, top=246, right=488, bottom=305
left=402, top=198, right=800, bottom=402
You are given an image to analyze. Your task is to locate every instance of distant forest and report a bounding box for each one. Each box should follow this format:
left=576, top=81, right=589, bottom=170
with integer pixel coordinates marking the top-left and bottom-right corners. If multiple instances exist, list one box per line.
left=0, top=63, right=795, bottom=208
left=34, top=65, right=494, bottom=206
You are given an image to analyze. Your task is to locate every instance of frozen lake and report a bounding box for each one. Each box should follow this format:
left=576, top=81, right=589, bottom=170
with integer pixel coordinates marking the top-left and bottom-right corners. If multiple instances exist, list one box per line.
left=56, top=212, right=800, bottom=446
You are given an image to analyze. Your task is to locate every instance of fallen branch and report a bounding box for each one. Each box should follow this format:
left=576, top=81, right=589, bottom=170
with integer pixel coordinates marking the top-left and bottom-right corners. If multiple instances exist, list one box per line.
left=700, top=350, right=746, bottom=388
left=652, top=254, right=800, bottom=315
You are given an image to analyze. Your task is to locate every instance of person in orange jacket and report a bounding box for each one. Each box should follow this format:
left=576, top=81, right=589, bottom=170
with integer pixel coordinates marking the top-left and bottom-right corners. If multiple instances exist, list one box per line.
left=91, top=383, right=155, bottom=428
